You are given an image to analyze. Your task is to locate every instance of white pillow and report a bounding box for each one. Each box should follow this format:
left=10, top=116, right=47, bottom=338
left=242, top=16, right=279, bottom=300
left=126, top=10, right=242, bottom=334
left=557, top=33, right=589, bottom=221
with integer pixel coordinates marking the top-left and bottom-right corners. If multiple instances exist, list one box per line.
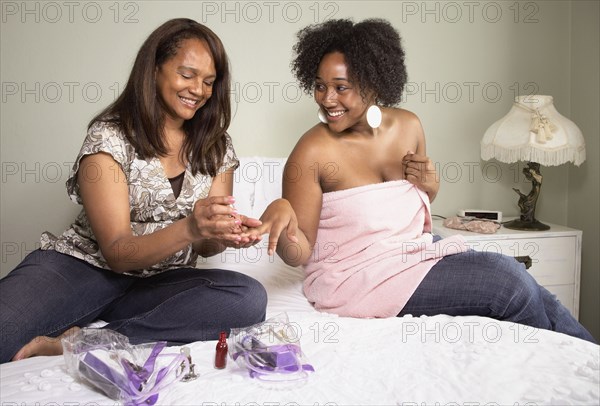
left=233, top=157, right=286, bottom=218
left=210, top=157, right=312, bottom=315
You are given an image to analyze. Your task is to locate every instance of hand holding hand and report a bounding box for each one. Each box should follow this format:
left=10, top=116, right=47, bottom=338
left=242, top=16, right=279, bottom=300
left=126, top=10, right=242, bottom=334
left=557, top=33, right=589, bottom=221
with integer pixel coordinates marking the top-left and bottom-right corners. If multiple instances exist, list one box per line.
left=188, top=196, right=250, bottom=244
left=220, top=213, right=263, bottom=249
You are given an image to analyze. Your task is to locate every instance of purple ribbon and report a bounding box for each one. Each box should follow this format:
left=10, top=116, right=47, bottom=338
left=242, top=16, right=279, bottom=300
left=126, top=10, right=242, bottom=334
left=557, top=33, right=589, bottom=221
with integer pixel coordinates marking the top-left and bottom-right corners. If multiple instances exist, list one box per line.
left=232, top=343, right=315, bottom=379
left=80, top=341, right=177, bottom=406
left=121, top=342, right=166, bottom=390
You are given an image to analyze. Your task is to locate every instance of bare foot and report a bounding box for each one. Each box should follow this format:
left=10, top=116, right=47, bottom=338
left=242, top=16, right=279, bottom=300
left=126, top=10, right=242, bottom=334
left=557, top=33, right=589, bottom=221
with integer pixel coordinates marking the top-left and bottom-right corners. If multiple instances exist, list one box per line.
left=12, top=326, right=81, bottom=361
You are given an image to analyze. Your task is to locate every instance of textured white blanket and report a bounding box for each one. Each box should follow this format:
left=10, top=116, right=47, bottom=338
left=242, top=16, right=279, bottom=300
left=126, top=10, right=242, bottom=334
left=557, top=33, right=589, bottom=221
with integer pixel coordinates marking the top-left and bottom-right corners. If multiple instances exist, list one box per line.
left=2, top=158, right=598, bottom=405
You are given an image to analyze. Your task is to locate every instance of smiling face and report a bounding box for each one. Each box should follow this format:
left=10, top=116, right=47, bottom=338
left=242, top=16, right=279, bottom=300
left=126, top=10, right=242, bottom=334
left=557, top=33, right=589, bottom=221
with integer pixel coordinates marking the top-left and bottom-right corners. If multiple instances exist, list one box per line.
left=314, top=52, right=372, bottom=133
left=156, top=38, right=216, bottom=128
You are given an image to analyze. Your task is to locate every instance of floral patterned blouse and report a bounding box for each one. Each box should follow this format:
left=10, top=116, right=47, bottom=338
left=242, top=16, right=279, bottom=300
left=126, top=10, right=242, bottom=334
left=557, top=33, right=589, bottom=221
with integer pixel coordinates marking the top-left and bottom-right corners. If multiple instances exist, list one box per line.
left=40, top=121, right=239, bottom=277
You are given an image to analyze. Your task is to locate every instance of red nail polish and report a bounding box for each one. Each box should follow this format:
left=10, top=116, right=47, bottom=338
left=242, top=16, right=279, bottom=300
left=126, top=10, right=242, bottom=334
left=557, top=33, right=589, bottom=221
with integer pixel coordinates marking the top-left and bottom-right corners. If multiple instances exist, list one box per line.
left=214, top=331, right=228, bottom=369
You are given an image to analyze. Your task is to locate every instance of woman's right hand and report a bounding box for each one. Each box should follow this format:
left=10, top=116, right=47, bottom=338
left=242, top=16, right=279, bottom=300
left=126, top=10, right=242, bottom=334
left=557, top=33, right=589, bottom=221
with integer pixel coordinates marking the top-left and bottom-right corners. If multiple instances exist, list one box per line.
left=187, top=196, right=246, bottom=243
left=188, top=196, right=265, bottom=256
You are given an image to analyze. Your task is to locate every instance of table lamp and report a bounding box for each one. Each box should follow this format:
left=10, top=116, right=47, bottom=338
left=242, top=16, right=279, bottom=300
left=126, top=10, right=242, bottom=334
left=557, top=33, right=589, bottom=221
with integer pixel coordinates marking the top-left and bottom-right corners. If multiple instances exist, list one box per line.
left=481, top=95, right=586, bottom=230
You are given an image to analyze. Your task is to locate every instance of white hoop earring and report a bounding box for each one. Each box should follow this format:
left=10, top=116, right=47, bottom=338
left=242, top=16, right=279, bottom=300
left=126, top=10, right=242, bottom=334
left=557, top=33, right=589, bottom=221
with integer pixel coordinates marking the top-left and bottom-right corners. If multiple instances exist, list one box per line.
left=317, top=109, right=327, bottom=124
left=366, top=105, right=382, bottom=129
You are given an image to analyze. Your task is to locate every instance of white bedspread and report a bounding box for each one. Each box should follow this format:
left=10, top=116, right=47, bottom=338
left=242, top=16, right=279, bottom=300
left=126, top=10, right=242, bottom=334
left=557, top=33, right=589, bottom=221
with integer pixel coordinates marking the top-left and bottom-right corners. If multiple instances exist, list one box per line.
left=2, top=157, right=599, bottom=405
left=2, top=251, right=599, bottom=405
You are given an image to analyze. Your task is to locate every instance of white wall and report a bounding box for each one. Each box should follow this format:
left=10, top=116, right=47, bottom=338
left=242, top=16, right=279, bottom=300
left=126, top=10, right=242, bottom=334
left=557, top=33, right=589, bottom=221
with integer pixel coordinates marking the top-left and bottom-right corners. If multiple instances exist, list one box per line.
left=1, top=1, right=597, bottom=335
left=569, top=0, right=599, bottom=340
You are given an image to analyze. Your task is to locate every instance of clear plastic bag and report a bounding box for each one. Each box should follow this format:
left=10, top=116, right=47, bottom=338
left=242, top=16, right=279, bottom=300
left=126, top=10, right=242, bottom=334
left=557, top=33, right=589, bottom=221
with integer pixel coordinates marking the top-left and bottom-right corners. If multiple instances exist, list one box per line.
left=228, top=313, right=315, bottom=382
left=61, top=328, right=189, bottom=406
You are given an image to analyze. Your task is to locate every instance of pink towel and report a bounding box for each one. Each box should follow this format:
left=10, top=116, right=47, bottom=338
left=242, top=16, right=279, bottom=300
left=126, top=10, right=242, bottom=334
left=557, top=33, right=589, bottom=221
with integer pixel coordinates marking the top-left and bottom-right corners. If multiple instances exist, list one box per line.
left=303, top=180, right=468, bottom=318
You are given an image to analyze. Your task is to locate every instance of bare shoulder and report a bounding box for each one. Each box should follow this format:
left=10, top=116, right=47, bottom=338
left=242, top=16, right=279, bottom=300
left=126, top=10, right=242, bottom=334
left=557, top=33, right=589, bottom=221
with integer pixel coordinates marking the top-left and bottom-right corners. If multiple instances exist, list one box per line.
left=386, top=107, right=423, bottom=130
left=383, top=107, right=426, bottom=155
left=286, top=124, right=333, bottom=168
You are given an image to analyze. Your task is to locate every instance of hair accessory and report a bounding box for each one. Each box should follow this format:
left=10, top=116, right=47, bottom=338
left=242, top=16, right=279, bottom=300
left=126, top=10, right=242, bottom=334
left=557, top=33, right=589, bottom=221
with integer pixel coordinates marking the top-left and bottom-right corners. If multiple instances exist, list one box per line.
left=317, top=109, right=327, bottom=124
left=366, top=105, right=382, bottom=128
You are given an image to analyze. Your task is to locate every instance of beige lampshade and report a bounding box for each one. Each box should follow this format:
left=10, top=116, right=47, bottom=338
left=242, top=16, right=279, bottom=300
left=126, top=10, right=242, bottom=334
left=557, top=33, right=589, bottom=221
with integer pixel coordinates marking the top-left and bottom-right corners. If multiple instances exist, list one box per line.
left=481, top=95, right=586, bottom=166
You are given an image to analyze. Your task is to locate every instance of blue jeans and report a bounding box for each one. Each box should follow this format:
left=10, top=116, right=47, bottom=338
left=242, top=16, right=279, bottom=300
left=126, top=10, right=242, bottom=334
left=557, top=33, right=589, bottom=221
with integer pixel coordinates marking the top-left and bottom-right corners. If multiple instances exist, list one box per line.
left=399, top=249, right=596, bottom=343
left=0, top=249, right=267, bottom=363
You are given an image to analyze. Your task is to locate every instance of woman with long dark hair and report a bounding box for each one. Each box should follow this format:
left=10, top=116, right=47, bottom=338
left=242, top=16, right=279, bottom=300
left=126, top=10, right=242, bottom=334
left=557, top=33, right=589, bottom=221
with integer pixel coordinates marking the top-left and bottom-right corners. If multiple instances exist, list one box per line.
left=0, top=18, right=272, bottom=363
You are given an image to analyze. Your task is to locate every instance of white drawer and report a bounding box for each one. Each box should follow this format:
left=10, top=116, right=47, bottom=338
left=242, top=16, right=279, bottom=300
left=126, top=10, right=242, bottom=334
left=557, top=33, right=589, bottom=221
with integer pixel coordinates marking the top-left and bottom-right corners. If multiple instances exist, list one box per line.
left=464, top=236, right=577, bottom=286
left=544, top=284, right=575, bottom=317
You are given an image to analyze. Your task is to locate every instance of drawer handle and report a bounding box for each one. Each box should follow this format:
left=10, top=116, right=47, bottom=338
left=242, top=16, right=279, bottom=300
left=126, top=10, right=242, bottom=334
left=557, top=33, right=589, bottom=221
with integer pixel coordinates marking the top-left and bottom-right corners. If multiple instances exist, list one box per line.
left=514, top=255, right=532, bottom=269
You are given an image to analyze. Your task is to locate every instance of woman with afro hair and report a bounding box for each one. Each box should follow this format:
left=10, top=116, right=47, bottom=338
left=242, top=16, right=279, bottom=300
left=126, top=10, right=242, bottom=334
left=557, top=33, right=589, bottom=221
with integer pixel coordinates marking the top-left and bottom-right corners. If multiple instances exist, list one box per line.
left=256, top=18, right=595, bottom=342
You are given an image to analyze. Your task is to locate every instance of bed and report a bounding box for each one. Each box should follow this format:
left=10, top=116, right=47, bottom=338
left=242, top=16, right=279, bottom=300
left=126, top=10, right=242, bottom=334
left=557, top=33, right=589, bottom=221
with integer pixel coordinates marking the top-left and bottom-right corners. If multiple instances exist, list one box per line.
left=1, top=157, right=599, bottom=405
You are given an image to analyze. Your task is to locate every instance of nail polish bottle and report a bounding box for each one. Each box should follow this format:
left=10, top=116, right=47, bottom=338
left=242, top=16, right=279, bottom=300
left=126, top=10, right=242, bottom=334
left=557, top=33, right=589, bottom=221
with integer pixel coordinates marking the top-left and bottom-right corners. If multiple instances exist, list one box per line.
left=214, top=331, right=228, bottom=369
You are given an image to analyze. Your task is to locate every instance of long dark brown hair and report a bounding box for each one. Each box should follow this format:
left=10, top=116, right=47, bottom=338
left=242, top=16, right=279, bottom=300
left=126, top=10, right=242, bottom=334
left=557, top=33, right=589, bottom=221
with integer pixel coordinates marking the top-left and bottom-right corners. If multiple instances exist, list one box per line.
left=89, top=18, right=231, bottom=176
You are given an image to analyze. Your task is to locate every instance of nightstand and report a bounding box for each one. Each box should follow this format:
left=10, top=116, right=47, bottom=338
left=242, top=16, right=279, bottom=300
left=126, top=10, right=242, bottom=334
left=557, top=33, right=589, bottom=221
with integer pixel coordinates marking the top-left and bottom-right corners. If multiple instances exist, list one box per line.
left=431, top=218, right=582, bottom=319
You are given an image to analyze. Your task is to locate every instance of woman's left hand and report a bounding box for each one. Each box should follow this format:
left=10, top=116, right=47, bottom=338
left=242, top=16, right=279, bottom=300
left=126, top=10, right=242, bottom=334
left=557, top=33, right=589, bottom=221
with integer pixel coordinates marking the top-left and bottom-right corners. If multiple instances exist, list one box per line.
left=402, top=150, right=439, bottom=201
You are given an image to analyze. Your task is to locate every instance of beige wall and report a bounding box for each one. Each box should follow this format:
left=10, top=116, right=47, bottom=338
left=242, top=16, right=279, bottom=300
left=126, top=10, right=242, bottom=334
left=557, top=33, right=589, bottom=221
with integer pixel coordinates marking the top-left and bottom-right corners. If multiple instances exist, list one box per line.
left=569, top=0, right=600, bottom=340
left=1, top=1, right=597, bottom=337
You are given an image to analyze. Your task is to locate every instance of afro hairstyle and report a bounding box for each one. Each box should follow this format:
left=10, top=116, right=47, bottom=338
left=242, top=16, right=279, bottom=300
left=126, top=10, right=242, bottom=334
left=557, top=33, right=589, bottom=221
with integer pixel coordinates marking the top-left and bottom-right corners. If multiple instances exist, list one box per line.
left=291, top=18, right=408, bottom=106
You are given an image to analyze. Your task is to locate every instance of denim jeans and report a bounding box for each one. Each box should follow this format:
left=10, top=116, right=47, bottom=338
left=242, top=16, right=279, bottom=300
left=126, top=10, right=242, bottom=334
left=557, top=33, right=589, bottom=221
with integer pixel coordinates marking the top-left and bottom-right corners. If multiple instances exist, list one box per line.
left=399, top=249, right=596, bottom=343
left=0, top=249, right=267, bottom=363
